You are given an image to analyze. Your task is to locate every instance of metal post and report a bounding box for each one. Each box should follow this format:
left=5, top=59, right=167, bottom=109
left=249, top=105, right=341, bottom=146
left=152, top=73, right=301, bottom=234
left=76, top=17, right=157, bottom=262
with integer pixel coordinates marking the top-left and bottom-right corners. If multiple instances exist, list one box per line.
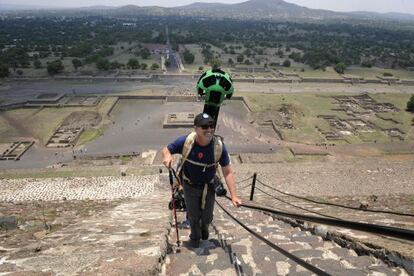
left=250, top=173, right=257, bottom=201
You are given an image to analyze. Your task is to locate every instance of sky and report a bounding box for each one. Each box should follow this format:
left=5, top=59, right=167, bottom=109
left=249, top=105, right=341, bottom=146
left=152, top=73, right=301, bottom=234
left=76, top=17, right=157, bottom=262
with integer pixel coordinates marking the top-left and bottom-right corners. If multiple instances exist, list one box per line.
left=2, top=0, right=414, bottom=15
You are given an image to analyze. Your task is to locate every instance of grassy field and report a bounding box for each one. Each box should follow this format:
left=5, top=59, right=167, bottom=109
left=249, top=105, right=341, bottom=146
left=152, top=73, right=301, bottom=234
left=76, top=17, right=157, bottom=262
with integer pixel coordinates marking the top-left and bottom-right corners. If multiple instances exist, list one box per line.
left=0, top=97, right=117, bottom=144
left=345, top=67, right=414, bottom=79
left=0, top=107, right=83, bottom=144
left=245, top=93, right=414, bottom=145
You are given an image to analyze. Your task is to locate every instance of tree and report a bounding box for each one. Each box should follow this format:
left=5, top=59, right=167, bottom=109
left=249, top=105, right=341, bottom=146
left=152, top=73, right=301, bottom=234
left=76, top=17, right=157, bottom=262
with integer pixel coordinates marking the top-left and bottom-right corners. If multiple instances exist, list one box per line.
left=228, top=58, right=234, bottom=65
left=47, top=60, right=64, bottom=75
left=141, top=63, right=148, bottom=70
left=72, top=59, right=82, bottom=70
left=183, top=50, right=195, bottom=64
left=164, top=60, right=171, bottom=67
left=334, top=62, right=347, bottom=74
left=236, top=54, right=244, bottom=63
left=283, top=59, right=291, bottom=67
left=16, top=69, right=23, bottom=76
left=407, top=95, right=414, bottom=112
left=139, top=48, right=151, bottom=59
left=0, top=63, right=9, bottom=78
left=96, top=58, right=110, bottom=71
left=151, top=63, right=160, bottom=70
left=110, top=61, right=123, bottom=70
left=127, top=58, right=140, bottom=69
left=34, top=60, right=42, bottom=69
left=361, top=60, right=373, bottom=68
left=211, top=59, right=222, bottom=69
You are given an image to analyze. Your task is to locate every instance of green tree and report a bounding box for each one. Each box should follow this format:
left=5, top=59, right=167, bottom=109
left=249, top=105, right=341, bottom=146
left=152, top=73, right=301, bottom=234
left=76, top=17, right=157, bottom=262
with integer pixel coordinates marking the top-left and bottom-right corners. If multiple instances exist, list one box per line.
left=141, top=63, right=148, bottom=70
left=211, top=59, right=222, bottom=69
left=34, top=60, right=42, bottom=69
left=361, top=60, right=373, bottom=68
left=139, top=48, right=151, bottom=59
left=96, top=58, right=110, bottom=71
left=164, top=60, right=171, bottom=67
left=151, top=63, right=160, bottom=70
left=0, top=64, right=9, bottom=78
left=72, top=59, right=82, bottom=70
left=407, top=95, right=414, bottom=112
left=183, top=50, right=195, bottom=64
left=283, top=59, right=291, bottom=67
left=127, top=58, right=140, bottom=69
left=334, top=62, right=347, bottom=74
left=47, top=60, right=64, bottom=75
left=110, top=61, right=123, bottom=70
left=237, top=54, right=244, bottom=63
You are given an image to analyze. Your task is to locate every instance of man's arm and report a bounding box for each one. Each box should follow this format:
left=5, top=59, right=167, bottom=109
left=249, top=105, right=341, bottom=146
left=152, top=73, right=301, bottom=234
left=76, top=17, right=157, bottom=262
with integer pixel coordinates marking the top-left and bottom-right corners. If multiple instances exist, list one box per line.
left=162, top=146, right=173, bottom=168
left=221, top=164, right=242, bottom=207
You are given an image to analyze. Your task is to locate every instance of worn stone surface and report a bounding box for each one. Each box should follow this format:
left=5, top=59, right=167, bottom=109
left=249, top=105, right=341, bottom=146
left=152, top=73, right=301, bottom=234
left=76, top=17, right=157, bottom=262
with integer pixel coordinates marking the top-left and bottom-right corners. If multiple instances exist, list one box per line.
left=163, top=197, right=409, bottom=275
left=0, top=176, right=171, bottom=275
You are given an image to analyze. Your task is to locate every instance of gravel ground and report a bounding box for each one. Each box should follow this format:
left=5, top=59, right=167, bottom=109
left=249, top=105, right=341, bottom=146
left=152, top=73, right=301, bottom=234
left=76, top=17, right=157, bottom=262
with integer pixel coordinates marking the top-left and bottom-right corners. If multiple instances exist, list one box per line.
left=0, top=175, right=158, bottom=202
left=232, top=160, right=414, bottom=197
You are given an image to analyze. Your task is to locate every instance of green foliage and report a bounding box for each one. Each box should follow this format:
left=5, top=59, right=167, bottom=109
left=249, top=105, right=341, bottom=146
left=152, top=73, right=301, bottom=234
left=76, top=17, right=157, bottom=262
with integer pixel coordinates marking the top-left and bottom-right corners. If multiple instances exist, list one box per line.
left=383, top=72, right=393, bottom=77
left=2, top=15, right=414, bottom=72
left=164, top=60, right=171, bottom=67
left=34, top=60, right=42, bottom=69
left=236, top=54, right=244, bottom=63
left=183, top=49, right=195, bottom=64
left=334, top=62, right=347, bottom=74
left=72, top=59, right=82, bottom=70
left=137, top=48, right=151, bottom=59
left=0, top=63, right=10, bottom=78
left=407, top=95, right=414, bottom=112
left=127, top=58, right=140, bottom=69
left=141, top=63, right=148, bottom=70
left=47, top=59, right=64, bottom=75
left=110, top=61, right=123, bottom=70
left=211, top=59, right=222, bottom=69
left=96, top=58, right=110, bottom=71
left=150, top=63, right=160, bottom=70
left=361, top=60, right=373, bottom=68
left=283, top=59, right=291, bottom=67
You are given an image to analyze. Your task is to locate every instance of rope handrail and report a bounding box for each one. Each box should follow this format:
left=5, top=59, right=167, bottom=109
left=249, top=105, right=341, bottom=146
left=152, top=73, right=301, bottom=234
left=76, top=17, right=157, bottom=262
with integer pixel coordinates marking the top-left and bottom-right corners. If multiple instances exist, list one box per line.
left=229, top=196, right=414, bottom=241
left=256, top=186, right=343, bottom=220
left=256, top=178, right=414, bottom=218
left=216, top=199, right=331, bottom=276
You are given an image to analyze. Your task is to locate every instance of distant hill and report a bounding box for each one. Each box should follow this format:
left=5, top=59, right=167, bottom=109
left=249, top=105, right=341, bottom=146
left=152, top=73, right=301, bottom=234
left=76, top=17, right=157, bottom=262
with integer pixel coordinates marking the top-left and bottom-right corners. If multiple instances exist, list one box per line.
left=1, top=0, right=414, bottom=22
left=172, top=0, right=345, bottom=20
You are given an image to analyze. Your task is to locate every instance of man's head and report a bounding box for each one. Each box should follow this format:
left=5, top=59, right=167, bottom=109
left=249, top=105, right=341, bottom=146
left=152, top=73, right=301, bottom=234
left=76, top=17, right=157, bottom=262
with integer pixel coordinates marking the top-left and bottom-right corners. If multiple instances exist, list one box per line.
left=194, top=113, right=215, bottom=144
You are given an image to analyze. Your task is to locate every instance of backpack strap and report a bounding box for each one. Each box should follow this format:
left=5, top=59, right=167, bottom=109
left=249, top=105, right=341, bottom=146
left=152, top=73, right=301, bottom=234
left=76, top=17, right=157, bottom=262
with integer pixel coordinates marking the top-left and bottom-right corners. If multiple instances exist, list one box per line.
left=178, top=132, right=224, bottom=183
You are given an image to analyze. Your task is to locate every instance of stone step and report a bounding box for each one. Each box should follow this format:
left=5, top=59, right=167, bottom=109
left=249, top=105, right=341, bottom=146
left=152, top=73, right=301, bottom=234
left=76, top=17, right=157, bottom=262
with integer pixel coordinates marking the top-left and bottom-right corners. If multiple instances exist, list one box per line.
left=163, top=210, right=239, bottom=275
left=212, top=198, right=408, bottom=275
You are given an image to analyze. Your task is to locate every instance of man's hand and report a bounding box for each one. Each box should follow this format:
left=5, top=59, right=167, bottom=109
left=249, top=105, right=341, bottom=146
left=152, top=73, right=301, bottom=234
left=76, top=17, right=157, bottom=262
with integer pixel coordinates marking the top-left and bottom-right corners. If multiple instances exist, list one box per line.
left=162, top=147, right=173, bottom=168
left=163, top=156, right=172, bottom=168
left=231, top=195, right=242, bottom=207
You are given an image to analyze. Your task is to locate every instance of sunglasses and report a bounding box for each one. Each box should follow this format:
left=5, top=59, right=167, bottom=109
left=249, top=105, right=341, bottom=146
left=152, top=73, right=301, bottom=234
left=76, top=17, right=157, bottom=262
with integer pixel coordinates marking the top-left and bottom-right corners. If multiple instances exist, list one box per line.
left=200, top=124, right=214, bottom=130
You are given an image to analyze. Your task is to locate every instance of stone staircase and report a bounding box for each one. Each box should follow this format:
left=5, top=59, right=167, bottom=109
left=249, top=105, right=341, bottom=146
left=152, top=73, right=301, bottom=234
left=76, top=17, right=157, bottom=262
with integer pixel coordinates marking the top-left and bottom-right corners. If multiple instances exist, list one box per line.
left=163, top=197, right=409, bottom=275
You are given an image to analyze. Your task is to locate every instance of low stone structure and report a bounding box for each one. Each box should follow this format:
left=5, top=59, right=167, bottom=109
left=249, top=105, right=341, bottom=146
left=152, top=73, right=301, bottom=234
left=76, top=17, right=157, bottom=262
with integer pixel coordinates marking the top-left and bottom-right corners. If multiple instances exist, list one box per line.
left=46, top=127, right=83, bottom=148
left=0, top=141, right=34, bottom=161
left=163, top=112, right=195, bottom=128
